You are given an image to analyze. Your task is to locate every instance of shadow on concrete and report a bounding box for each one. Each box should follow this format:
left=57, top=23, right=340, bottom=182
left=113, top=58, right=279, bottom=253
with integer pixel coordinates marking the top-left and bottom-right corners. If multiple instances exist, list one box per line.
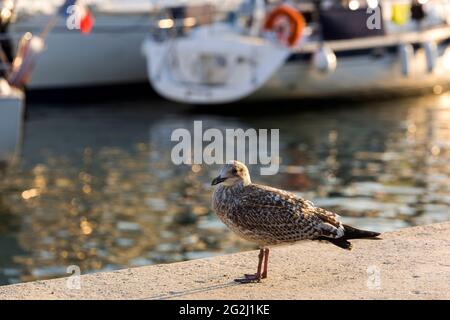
left=142, top=281, right=241, bottom=300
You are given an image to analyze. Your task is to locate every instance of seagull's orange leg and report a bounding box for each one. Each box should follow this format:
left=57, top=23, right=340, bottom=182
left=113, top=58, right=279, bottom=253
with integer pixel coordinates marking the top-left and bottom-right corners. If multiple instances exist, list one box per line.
left=235, top=248, right=264, bottom=283
left=261, top=248, right=269, bottom=279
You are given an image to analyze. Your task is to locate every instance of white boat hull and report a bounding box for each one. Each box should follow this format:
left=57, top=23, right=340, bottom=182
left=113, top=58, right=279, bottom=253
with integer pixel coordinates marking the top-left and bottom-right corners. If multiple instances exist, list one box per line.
left=0, top=80, right=24, bottom=166
left=256, top=45, right=450, bottom=99
left=144, top=27, right=290, bottom=104
left=9, top=13, right=149, bottom=89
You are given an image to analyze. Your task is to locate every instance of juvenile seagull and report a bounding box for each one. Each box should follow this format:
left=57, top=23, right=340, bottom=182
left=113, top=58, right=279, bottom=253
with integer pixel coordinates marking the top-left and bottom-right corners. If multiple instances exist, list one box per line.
left=212, top=160, right=381, bottom=283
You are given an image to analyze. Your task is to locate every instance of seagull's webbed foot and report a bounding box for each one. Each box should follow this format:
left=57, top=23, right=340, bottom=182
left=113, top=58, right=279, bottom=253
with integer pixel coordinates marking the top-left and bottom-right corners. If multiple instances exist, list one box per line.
left=234, top=248, right=270, bottom=284
left=234, top=273, right=261, bottom=284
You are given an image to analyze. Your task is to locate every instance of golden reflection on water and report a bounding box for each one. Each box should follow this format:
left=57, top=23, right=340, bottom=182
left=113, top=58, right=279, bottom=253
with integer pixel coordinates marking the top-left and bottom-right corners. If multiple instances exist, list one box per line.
left=0, top=93, right=449, bottom=285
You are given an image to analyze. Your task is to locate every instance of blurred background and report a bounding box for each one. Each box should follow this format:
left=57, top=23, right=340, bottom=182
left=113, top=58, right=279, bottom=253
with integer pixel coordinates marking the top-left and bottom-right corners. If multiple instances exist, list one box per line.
left=0, top=0, right=449, bottom=285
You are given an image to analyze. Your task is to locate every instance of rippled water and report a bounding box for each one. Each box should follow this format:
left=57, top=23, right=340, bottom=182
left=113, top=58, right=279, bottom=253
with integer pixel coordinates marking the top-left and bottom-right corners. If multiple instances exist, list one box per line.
left=0, top=93, right=449, bottom=285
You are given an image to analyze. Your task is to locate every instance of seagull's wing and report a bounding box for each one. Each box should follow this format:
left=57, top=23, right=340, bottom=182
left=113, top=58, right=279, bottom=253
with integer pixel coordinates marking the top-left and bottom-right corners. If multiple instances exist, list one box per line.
left=231, top=184, right=344, bottom=242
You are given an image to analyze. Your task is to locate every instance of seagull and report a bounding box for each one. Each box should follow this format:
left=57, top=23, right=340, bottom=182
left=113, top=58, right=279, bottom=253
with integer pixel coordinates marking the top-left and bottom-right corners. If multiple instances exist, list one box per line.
left=211, top=160, right=381, bottom=283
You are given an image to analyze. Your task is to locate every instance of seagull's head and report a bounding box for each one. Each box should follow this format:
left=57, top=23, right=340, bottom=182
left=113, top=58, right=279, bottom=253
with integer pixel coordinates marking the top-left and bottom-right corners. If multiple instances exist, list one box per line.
left=211, top=160, right=251, bottom=187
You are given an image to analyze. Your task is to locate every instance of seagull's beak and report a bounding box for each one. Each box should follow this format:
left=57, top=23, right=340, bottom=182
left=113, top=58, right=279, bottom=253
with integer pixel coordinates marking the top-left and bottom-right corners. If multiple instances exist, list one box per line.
left=211, top=176, right=227, bottom=186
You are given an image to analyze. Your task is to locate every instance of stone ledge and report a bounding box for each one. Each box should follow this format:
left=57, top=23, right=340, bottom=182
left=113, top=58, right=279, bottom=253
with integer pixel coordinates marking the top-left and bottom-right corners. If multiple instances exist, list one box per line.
left=1, top=222, right=449, bottom=300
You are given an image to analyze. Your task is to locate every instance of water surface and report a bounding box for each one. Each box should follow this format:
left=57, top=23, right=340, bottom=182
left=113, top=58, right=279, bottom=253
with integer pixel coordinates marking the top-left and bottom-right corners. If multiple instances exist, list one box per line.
left=0, top=93, right=449, bottom=285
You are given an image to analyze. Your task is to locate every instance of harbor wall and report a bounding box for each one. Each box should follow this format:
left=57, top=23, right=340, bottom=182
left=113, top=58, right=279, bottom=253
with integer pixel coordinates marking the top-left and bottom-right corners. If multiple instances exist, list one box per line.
left=0, top=222, right=449, bottom=300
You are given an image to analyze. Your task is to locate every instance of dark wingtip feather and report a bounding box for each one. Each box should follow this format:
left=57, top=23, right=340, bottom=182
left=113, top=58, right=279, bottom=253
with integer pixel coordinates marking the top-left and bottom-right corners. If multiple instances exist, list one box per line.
left=317, top=237, right=353, bottom=250
left=343, top=224, right=381, bottom=240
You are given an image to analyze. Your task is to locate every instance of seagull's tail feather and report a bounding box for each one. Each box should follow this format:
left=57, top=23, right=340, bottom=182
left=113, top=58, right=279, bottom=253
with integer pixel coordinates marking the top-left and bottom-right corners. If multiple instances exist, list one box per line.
left=317, top=225, right=381, bottom=250
left=342, top=224, right=381, bottom=240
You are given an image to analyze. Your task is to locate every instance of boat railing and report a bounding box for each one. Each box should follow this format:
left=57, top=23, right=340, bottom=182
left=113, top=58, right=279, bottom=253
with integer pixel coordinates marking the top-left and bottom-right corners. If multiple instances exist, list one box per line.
left=150, top=2, right=264, bottom=40
left=150, top=0, right=450, bottom=43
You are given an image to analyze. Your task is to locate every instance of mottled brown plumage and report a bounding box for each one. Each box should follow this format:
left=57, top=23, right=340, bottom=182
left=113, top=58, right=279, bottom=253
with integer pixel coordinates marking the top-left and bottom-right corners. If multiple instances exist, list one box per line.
left=211, top=160, right=380, bottom=283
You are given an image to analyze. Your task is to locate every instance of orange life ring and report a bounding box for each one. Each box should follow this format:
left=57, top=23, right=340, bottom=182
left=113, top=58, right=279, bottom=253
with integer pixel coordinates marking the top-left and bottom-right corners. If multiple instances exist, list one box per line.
left=264, top=5, right=305, bottom=48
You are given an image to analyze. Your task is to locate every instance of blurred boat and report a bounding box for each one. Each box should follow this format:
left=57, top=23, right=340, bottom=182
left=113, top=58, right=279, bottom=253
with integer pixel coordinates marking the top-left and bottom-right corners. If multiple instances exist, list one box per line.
left=0, top=1, right=45, bottom=167
left=142, top=0, right=450, bottom=104
left=7, top=0, right=152, bottom=90
left=0, top=78, right=24, bottom=167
